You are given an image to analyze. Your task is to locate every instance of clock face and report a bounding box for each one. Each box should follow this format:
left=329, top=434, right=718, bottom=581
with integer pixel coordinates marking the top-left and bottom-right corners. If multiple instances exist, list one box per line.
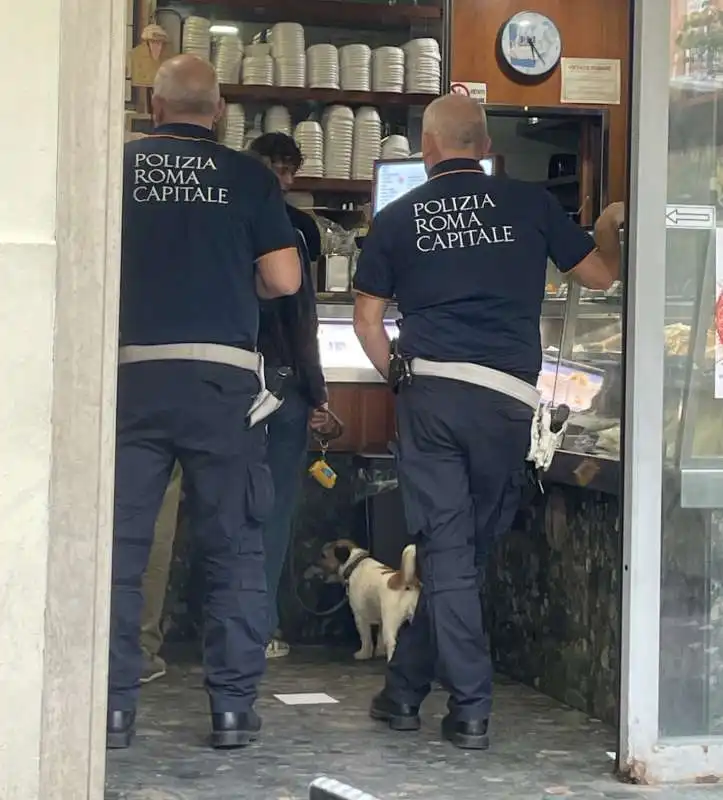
left=499, top=11, right=562, bottom=78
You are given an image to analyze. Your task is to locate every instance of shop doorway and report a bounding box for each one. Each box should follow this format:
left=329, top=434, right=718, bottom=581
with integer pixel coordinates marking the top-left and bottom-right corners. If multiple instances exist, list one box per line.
left=41, top=0, right=723, bottom=795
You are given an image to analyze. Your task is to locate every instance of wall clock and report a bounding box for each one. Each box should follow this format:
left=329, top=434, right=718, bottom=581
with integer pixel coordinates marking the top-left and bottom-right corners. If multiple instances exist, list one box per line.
left=498, top=11, right=562, bottom=81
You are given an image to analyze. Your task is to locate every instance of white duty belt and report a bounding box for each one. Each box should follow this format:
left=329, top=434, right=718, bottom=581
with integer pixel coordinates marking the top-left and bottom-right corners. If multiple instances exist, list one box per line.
left=118, top=343, right=282, bottom=428
left=409, top=358, right=568, bottom=473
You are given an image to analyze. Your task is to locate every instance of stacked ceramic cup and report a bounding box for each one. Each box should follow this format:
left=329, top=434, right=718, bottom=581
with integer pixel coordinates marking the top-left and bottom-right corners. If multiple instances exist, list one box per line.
left=307, top=44, right=339, bottom=89
left=404, top=38, right=441, bottom=94
left=372, top=46, right=405, bottom=93
left=244, top=116, right=263, bottom=150
left=271, top=22, right=305, bottom=87
left=242, top=43, right=273, bottom=85
left=352, top=107, right=382, bottom=180
left=381, top=134, right=411, bottom=160
left=212, top=34, right=243, bottom=84
left=294, top=120, right=324, bottom=178
left=264, top=105, right=292, bottom=136
left=182, top=16, right=211, bottom=60
left=339, top=44, right=371, bottom=92
left=222, top=104, right=246, bottom=151
left=323, top=105, right=354, bottom=179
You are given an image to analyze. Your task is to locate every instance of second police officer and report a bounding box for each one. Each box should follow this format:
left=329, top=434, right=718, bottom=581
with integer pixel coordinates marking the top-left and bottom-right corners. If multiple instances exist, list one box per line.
left=353, top=94, right=623, bottom=750
left=108, top=55, right=301, bottom=750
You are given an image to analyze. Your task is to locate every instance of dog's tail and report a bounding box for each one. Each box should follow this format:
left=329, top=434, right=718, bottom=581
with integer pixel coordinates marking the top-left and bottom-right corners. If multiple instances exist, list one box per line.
left=400, top=544, right=417, bottom=587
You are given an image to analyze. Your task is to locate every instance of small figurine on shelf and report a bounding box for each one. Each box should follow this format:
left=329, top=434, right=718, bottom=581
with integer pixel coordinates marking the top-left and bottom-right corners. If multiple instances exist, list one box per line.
left=130, top=22, right=174, bottom=88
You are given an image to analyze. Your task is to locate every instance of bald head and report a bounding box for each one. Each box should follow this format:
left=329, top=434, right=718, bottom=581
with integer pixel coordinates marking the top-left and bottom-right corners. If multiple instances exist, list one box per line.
left=152, top=54, right=223, bottom=128
left=421, top=94, right=490, bottom=169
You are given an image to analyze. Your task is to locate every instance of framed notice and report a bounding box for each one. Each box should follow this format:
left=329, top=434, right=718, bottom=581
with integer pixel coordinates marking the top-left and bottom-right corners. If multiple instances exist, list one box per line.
left=560, top=58, right=621, bottom=105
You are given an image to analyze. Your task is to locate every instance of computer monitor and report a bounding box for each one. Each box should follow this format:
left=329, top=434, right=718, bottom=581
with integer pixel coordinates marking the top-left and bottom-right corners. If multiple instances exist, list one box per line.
left=372, top=157, right=499, bottom=216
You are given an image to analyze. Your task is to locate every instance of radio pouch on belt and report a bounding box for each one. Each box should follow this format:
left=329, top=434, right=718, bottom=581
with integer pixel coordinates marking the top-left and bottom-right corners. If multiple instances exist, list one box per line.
left=526, top=403, right=570, bottom=473
left=387, top=339, right=413, bottom=394
left=247, top=364, right=290, bottom=429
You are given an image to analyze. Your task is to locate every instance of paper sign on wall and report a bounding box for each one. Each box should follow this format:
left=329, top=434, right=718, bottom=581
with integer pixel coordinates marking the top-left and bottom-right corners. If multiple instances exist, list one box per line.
left=560, top=58, right=621, bottom=105
left=450, top=81, right=488, bottom=104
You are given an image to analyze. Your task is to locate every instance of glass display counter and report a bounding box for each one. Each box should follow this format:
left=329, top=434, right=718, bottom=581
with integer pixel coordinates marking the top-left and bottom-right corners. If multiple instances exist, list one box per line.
left=317, top=303, right=399, bottom=384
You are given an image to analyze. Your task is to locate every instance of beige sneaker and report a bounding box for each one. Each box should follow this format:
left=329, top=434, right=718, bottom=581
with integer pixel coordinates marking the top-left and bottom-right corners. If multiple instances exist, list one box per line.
left=140, top=653, right=167, bottom=684
left=265, top=639, right=290, bottom=659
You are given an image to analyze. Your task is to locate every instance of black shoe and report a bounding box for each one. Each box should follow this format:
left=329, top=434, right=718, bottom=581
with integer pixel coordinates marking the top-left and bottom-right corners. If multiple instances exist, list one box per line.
left=106, top=710, right=135, bottom=750
left=211, top=710, right=261, bottom=750
left=441, top=714, right=489, bottom=750
left=369, top=692, right=420, bottom=731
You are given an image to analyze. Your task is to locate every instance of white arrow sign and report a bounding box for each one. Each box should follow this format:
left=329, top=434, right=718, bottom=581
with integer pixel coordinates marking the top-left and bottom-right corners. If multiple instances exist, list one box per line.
left=665, top=204, right=716, bottom=230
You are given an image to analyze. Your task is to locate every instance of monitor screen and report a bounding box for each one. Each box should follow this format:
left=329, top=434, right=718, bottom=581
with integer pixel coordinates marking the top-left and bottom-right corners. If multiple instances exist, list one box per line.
left=372, top=158, right=496, bottom=216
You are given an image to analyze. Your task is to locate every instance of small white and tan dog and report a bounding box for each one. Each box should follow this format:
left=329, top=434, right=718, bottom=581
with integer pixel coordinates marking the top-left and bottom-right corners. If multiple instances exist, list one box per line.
left=320, top=540, right=420, bottom=661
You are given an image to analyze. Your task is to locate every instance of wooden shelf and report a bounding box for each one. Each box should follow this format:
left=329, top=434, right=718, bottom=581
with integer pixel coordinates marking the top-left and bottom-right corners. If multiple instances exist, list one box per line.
left=292, top=178, right=372, bottom=194
left=189, top=0, right=442, bottom=28
left=221, top=84, right=437, bottom=107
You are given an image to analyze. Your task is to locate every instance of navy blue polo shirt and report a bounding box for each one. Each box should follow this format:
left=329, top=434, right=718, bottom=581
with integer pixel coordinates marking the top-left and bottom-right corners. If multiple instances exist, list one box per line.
left=353, top=158, right=595, bottom=382
left=120, top=123, right=297, bottom=349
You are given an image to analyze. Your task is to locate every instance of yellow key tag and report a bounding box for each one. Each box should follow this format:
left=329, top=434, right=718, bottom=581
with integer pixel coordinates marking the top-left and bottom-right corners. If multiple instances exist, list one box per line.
left=308, top=441, right=337, bottom=489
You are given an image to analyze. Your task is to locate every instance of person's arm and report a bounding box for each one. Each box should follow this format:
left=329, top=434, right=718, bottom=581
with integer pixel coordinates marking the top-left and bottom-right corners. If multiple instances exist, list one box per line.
left=354, top=294, right=391, bottom=378
left=544, top=193, right=623, bottom=290
left=293, top=229, right=328, bottom=408
left=352, top=219, right=395, bottom=379
left=251, top=171, right=301, bottom=297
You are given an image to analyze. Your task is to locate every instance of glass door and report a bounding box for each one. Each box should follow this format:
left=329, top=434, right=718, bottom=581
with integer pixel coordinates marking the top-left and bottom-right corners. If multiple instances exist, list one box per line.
left=621, top=0, right=723, bottom=781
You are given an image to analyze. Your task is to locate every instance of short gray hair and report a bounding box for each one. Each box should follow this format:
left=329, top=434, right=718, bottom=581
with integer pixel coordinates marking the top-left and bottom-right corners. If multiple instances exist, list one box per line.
left=423, top=94, right=488, bottom=150
left=153, top=55, right=220, bottom=116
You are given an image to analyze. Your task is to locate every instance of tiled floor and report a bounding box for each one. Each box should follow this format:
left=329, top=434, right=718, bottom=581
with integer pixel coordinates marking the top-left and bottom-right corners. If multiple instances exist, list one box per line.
left=105, top=648, right=723, bottom=800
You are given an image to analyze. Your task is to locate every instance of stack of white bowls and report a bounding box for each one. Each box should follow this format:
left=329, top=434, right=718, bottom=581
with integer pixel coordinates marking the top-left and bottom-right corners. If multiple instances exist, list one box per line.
left=213, top=34, right=243, bottom=84
left=323, top=105, right=354, bottom=178
left=372, top=47, right=405, bottom=93
left=352, top=107, right=382, bottom=180
left=404, top=38, right=441, bottom=94
left=182, top=16, right=211, bottom=60
left=222, top=104, right=245, bottom=151
left=340, top=44, right=371, bottom=92
left=271, top=22, right=305, bottom=88
left=294, top=120, right=324, bottom=178
left=381, top=134, right=411, bottom=160
left=264, top=105, right=292, bottom=136
left=307, top=44, right=339, bottom=89
left=244, top=123, right=263, bottom=151
left=242, top=43, right=273, bottom=85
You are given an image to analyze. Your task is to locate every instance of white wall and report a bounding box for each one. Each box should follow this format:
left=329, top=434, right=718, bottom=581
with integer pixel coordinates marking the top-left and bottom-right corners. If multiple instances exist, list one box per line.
left=0, top=0, right=60, bottom=796
left=0, top=0, right=126, bottom=796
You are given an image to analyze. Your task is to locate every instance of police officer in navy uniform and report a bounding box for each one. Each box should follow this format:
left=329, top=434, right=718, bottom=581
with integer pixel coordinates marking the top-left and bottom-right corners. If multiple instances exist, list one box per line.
left=353, top=94, right=623, bottom=750
left=108, top=54, right=301, bottom=750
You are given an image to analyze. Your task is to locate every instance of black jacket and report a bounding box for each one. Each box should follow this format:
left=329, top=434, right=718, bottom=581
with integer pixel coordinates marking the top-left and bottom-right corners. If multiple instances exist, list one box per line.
left=257, top=212, right=326, bottom=408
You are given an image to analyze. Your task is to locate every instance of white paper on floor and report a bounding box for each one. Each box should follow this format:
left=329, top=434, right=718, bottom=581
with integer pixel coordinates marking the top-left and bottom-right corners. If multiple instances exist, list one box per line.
left=274, top=692, right=339, bottom=705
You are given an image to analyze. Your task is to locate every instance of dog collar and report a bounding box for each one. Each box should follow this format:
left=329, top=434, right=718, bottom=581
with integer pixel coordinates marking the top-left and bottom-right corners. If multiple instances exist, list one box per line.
left=341, top=552, right=370, bottom=583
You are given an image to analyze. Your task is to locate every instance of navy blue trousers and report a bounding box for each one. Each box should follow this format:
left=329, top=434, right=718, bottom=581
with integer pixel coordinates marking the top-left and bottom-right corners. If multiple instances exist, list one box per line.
left=263, top=386, right=309, bottom=638
left=109, top=360, right=273, bottom=714
left=386, top=376, right=533, bottom=722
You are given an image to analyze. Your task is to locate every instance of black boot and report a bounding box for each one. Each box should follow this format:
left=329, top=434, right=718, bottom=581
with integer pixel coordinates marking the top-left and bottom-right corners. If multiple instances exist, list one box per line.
left=211, top=710, right=261, bottom=750
left=369, top=691, right=420, bottom=731
left=106, top=710, right=136, bottom=750
left=441, top=714, right=489, bottom=750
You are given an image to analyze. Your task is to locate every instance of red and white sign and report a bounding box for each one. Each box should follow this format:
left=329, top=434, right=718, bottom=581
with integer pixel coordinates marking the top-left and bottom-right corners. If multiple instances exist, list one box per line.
left=449, top=81, right=487, bottom=103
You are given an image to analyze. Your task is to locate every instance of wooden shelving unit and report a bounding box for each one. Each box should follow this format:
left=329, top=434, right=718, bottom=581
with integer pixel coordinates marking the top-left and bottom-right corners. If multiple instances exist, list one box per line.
left=292, top=178, right=372, bottom=194
left=187, top=0, right=441, bottom=29
left=220, top=84, right=437, bottom=108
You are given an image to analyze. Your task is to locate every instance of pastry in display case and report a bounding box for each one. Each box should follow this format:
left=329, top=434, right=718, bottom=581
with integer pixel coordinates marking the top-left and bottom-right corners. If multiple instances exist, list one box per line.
left=538, top=237, right=624, bottom=491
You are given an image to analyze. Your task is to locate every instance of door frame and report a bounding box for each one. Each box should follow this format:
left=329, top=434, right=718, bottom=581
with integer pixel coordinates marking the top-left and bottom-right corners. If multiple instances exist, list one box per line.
left=619, top=0, right=723, bottom=781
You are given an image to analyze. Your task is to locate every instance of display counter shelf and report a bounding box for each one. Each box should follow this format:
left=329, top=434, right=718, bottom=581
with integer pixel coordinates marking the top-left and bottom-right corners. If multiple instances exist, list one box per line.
left=188, top=0, right=442, bottom=28
left=220, top=85, right=438, bottom=108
